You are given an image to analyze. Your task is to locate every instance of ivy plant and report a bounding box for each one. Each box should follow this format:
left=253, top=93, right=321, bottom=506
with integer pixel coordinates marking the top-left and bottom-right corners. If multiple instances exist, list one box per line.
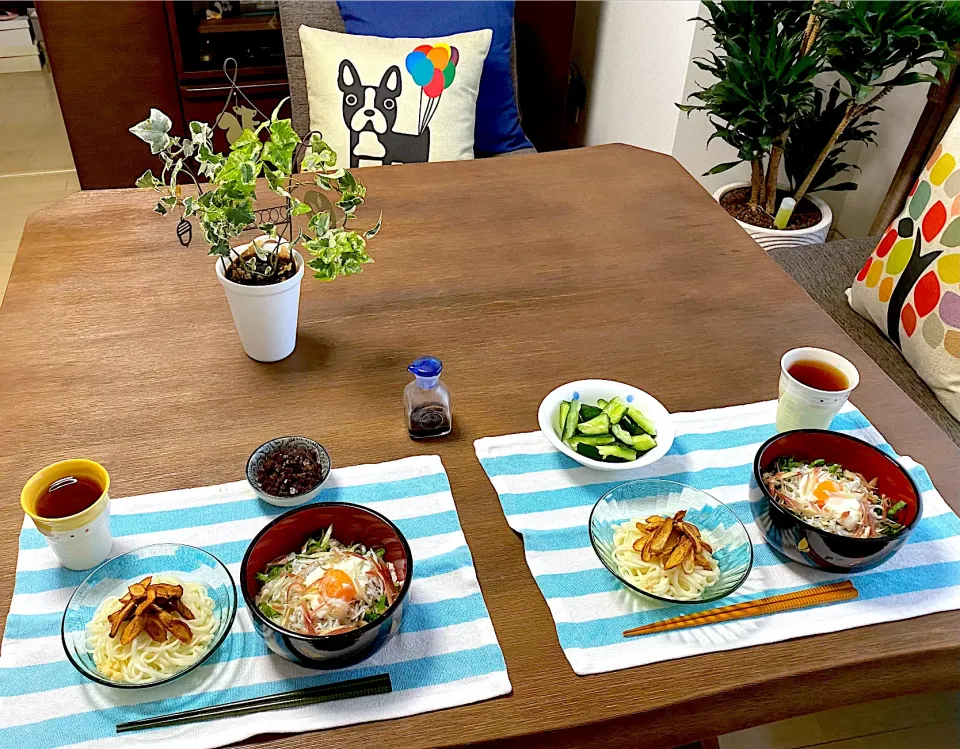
left=130, top=100, right=380, bottom=285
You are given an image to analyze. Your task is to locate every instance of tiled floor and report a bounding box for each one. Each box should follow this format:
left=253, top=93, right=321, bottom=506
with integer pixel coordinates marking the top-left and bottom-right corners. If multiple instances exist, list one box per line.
left=0, top=68, right=80, bottom=304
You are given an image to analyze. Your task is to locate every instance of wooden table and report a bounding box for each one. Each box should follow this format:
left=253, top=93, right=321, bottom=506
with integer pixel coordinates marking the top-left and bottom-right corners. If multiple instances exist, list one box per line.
left=2, top=145, right=959, bottom=749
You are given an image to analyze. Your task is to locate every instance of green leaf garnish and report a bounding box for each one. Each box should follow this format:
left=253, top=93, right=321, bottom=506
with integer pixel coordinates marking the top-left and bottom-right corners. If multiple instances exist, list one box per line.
left=258, top=602, right=281, bottom=619
left=305, top=537, right=330, bottom=554
left=362, top=594, right=388, bottom=622
left=777, top=456, right=803, bottom=472
left=255, top=563, right=290, bottom=583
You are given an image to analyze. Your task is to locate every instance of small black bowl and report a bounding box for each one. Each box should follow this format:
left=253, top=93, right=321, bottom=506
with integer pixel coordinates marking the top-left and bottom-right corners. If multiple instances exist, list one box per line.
left=240, top=502, right=412, bottom=669
left=750, top=430, right=922, bottom=572
left=246, top=436, right=331, bottom=507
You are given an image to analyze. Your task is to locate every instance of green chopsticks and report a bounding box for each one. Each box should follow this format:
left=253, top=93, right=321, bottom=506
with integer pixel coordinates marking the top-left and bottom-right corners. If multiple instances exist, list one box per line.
left=116, top=673, right=393, bottom=733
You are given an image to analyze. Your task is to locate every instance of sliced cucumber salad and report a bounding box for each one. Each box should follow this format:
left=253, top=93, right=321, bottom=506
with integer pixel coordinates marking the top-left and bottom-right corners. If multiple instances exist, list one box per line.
left=557, top=396, right=657, bottom=462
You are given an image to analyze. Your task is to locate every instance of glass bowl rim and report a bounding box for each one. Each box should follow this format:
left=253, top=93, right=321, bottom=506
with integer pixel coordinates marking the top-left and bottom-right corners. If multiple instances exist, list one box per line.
left=752, top=429, right=923, bottom=544
left=239, top=501, right=414, bottom=643
left=588, top=478, right=755, bottom=605
left=245, top=436, right=331, bottom=500
left=60, top=542, right=238, bottom=689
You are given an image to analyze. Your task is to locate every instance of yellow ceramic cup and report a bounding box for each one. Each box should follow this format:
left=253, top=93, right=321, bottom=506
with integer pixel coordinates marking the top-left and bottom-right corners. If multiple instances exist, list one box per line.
left=20, top=459, right=113, bottom=570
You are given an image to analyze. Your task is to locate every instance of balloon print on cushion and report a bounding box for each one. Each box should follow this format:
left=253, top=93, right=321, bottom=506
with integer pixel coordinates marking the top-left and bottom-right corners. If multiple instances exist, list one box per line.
left=861, top=147, right=960, bottom=359
left=405, top=43, right=459, bottom=136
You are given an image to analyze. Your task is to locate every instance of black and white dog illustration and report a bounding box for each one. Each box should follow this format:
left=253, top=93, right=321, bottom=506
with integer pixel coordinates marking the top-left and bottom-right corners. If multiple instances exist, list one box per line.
left=338, top=59, right=430, bottom=168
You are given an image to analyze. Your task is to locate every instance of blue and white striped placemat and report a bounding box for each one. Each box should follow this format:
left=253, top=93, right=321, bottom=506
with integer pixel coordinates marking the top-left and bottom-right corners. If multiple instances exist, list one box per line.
left=474, top=400, right=960, bottom=676
left=0, top=455, right=510, bottom=749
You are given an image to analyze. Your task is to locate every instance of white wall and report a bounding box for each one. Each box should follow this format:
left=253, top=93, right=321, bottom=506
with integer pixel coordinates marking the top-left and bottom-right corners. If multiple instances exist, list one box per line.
left=574, top=0, right=700, bottom=154
left=826, top=82, right=931, bottom=237
left=574, top=0, right=935, bottom=239
left=672, top=10, right=751, bottom=196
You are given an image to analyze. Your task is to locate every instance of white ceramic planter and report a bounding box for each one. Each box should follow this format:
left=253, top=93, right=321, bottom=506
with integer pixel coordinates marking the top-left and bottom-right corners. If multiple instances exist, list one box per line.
left=714, top=181, right=832, bottom=251
left=215, top=240, right=305, bottom=363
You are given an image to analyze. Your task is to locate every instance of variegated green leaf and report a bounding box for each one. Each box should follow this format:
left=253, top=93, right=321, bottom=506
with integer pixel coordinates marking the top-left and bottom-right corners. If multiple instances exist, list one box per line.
left=135, top=170, right=162, bottom=190
left=363, top=213, right=382, bottom=239
left=129, top=109, right=173, bottom=154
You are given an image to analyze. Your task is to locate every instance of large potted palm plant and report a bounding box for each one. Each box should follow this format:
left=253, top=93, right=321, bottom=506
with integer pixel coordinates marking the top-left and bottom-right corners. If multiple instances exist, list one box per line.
left=683, top=0, right=960, bottom=251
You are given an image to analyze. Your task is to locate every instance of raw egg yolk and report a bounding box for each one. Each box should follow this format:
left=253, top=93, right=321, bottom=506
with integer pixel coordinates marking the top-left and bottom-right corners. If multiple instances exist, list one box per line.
left=319, top=569, right=357, bottom=601
left=813, top=479, right=840, bottom=505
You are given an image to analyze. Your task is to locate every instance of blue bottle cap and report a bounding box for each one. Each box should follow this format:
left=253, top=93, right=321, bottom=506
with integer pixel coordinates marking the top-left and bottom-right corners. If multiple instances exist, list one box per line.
left=408, top=356, right=442, bottom=377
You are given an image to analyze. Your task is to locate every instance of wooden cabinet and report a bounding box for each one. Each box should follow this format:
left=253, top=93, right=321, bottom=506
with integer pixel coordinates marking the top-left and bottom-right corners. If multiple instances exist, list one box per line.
left=180, top=83, right=291, bottom=156
left=37, top=0, right=290, bottom=190
left=515, top=1, right=577, bottom=152
left=36, top=1, right=184, bottom=190
left=38, top=0, right=574, bottom=188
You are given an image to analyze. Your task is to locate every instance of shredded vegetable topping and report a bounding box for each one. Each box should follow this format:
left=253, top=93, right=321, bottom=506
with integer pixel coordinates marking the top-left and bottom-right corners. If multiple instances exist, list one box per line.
left=254, top=526, right=401, bottom=635
left=762, top=457, right=907, bottom=539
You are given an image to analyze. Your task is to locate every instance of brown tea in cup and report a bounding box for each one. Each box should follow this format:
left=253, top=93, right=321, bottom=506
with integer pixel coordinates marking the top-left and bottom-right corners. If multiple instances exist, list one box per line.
left=786, top=359, right=849, bottom=392
left=35, top=476, right=104, bottom=519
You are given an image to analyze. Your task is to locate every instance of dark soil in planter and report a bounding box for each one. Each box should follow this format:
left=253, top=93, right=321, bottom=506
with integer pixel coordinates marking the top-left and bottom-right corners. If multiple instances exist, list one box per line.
left=256, top=444, right=324, bottom=496
left=223, top=246, right=298, bottom=286
left=720, top=187, right=823, bottom=230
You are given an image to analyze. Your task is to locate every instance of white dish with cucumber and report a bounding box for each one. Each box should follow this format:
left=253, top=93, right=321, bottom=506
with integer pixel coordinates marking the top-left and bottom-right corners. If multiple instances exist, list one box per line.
left=537, top=380, right=674, bottom=472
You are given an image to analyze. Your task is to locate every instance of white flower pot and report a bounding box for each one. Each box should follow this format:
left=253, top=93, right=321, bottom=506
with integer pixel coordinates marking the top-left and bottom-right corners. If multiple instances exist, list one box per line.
left=713, top=181, right=832, bottom=251
left=215, top=241, right=305, bottom=363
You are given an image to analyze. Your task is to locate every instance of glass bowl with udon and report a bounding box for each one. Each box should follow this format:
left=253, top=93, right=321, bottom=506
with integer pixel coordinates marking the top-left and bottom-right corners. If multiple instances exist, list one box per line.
left=61, top=544, right=237, bottom=688
left=589, top=479, right=754, bottom=604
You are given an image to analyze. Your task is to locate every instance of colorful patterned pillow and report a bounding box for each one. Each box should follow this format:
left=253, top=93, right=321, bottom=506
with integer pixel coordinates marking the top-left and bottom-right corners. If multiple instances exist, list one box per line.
left=299, top=26, right=492, bottom=167
left=337, top=1, right=532, bottom=155
left=848, top=124, right=960, bottom=421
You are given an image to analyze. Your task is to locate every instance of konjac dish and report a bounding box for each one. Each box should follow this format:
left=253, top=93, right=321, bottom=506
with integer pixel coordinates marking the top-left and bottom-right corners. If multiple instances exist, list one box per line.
left=761, top=457, right=908, bottom=538
left=612, top=510, right=720, bottom=601
left=86, top=574, right=219, bottom=684
left=254, top=526, right=402, bottom=635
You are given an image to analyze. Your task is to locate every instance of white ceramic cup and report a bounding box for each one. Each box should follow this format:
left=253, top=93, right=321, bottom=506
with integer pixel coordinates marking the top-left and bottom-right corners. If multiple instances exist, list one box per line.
left=20, top=459, right=113, bottom=570
left=776, top=347, right=860, bottom=432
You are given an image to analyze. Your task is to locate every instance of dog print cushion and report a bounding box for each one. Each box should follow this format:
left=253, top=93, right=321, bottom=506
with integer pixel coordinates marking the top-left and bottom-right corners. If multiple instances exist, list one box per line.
left=299, top=25, right=492, bottom=167
left=336, top=1, right=533, bottom=156
left=848, top=115, right=960, bottom=422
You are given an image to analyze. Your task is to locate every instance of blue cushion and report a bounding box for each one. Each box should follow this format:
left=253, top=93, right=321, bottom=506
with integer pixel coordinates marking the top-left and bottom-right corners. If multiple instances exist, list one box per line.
left=337, top=1, right=532, bottom=155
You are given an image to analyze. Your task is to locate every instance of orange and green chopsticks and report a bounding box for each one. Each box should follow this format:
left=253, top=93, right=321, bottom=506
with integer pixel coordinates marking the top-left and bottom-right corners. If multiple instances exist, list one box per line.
left=622, top=580, right=858, bottom=638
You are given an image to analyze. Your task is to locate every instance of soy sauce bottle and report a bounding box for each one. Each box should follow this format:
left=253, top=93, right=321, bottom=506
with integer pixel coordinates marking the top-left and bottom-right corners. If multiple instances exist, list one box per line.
left=405, top=356, right=452, bottom=439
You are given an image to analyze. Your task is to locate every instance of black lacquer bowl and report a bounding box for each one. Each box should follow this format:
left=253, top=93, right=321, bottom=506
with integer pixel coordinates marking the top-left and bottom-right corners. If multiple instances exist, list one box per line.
left=240, top=503, right=412, bottom=668
left=750, top=430, right=921, bottom=572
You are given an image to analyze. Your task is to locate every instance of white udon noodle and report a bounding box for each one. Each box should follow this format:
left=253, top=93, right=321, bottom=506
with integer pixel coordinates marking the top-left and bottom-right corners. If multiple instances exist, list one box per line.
left=85, top=574, right=219, bottom=684
left=612, top=520, right=721, bottom=601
